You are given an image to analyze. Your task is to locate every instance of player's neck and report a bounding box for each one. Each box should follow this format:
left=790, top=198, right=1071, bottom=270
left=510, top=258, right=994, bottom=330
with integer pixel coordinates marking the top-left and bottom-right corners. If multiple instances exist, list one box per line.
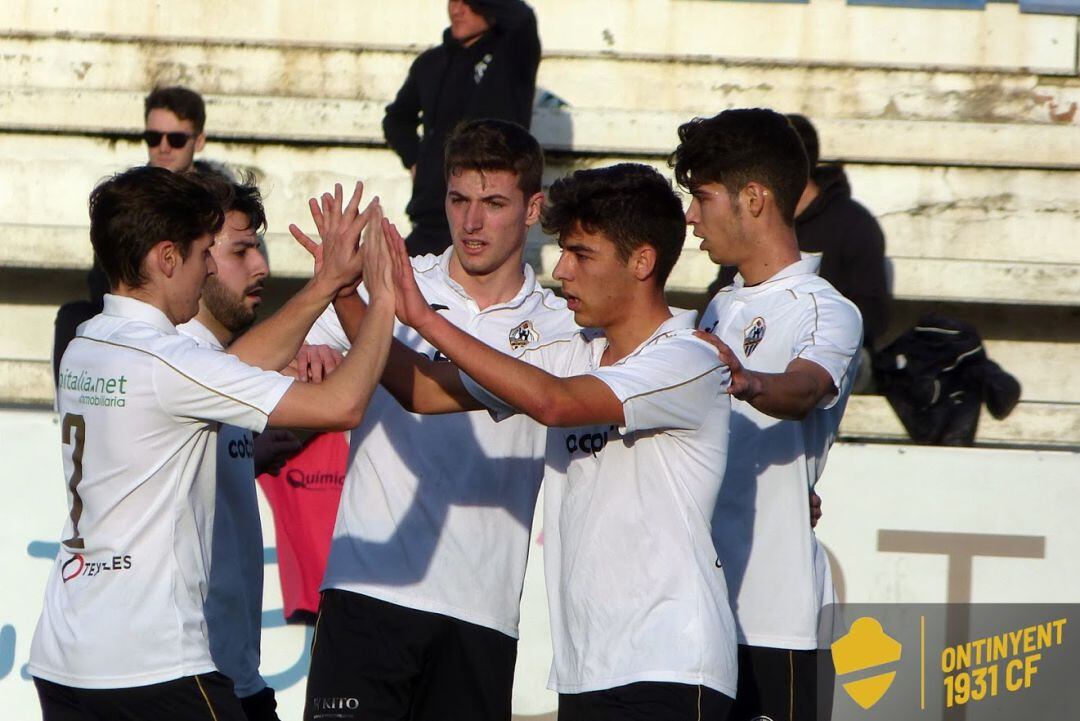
left=194, top=305, right=234, bottom=346
left=112, top=283, right=182, bottom=325
left=600, top=294, right=673, bottom=365
left=448, top=254, right=527, bottom=311
left=737, top=228, right=802, bottom=287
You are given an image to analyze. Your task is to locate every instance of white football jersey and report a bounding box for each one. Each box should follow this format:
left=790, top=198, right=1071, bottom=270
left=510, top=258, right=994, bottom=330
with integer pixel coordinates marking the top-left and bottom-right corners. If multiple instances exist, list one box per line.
left=307, top=250, right=578, bottom=637
left=464, top=311, right=739, bottom=696
left=700, top=255, right=862, bottom=649
left=30, top=295, right=292, bottom=689
left=179, top=318, right=267, bottom=698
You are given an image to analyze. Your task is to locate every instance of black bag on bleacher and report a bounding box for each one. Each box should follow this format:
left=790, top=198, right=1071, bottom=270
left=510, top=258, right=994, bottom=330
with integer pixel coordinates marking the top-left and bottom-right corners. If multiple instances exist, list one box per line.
left=873, top=314, right=1021, bottom=446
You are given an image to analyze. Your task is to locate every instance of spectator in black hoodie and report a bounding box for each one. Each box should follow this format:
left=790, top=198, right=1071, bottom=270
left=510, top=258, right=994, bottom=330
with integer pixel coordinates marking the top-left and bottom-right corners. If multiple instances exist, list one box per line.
left=383, top=0, right=540, bottom=256
left=708, top=114, right=890, bottom=358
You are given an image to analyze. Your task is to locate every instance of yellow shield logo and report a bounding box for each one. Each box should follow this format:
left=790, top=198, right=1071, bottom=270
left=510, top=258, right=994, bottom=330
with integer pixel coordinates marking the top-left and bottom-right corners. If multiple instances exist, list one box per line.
left=832, top=617, right=903, bottom=709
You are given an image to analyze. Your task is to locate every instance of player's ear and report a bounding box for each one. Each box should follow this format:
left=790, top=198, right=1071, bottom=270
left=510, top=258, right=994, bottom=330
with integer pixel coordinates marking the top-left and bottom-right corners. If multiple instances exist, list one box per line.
left=631, top=244, right=658, bottom=281
left=744, top=182, right=768, bottom=219
left=524, top=191, right=544, bottom=228
left=153, top=240, right=179, bottom=279
left=194, top=132, right=206, bottom=153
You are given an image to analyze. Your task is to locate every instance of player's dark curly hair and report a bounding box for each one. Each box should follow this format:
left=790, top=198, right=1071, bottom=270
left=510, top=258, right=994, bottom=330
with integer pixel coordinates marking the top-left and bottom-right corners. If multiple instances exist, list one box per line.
left=187, top=167, right=267, bottom=236
left=228, top=173, right=267, bottom=235
left=541, top=163, right=685, bottom=287
left=786, top=113, right=819, bottom=169
left=89, top=165, right=224, bottom=289
left=444, top=118, right=544, bottom=197
left=669, top=108, right=808, bottom=225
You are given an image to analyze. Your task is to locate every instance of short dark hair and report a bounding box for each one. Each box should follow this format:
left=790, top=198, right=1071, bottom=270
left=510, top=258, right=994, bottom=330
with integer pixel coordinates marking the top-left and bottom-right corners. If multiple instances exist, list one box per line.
left=541, top=163, right=685, bottom=287
left=187, top=167, right=267, bottom=235
left=228, top=173, right=267, bottom=235
left=89, top=166, right=224, bottom=289
left=669, top=108, right=808, bottom=225
left=786, top=113, right=819, bottom=169
left=444, top=119, right=544, bottom=197
left=144, top=86, right=206, bottom=134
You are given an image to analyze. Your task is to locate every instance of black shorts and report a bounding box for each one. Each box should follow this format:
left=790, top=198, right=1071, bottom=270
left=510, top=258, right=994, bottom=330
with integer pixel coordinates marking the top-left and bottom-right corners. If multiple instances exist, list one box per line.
left=304, top=590, right=517, bottom=721
left=35, top=671, right=245, bottom=721
left=559, top=681, right=733, bottom=721
left=729, top=645, right=834, bottom=721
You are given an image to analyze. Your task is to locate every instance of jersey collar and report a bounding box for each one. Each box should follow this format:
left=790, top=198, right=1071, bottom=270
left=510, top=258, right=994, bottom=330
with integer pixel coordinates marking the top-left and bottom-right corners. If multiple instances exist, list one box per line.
left=177, top=317, right=225, bottom=351
left=436, top=246, right=542, bottom=312
left=594, top=308, right=699, bottom=367
left=102, top=294, right=179, bottom=335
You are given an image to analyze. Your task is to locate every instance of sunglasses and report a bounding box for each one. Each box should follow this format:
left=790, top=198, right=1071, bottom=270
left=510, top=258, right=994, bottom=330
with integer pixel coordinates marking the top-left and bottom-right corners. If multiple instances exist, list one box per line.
left=142, top=130, right=193, bottom=149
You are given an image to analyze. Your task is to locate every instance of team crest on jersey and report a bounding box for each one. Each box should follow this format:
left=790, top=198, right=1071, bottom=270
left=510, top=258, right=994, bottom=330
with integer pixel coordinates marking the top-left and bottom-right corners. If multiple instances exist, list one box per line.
left=509, top=320, right=539, bottom=349
left=743, top=316, right=767, bottom=357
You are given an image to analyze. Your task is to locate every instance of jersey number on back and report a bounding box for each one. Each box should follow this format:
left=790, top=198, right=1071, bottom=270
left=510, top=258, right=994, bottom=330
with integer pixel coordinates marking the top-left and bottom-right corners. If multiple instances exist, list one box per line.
left=61, top=413, right=86, bottom=550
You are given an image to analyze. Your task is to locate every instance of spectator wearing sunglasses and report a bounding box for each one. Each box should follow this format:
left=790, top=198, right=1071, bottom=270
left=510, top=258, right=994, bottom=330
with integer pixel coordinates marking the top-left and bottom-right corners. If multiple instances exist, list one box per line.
left=53, top=90, right=209, bottom=405
left=143, top=86, right=206, bottom=173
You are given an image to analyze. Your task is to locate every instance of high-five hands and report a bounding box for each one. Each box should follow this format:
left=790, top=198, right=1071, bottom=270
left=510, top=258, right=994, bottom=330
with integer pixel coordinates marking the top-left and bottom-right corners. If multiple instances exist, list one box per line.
left=382, top=218, right=438, bottom=332
left=359, top=208, right=396, bottom=310
left=289, top=182, right=380, bottom=298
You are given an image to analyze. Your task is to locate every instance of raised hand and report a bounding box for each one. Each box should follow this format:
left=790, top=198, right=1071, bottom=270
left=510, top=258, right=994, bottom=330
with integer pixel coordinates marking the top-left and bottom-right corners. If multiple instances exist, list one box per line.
left=289, top=181, right=378, bottom=297
left=360, top=206, right=395, bottom=309
left=290, top=182, right=353, bottom=274
left=384, top=218, right=436, bottom=331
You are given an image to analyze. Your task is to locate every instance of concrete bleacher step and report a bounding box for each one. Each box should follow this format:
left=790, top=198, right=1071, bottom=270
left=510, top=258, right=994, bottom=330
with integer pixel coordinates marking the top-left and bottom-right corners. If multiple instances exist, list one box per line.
left=1, top=1, right=1073, bottom=73
left=6, top=357, right=1077, bottom=447
left=839, top=396, right=1080, bottom=449
left=6, top=31, right=1080, bottom=128
left=5, top=85, right=1080, bottom=170
left=5, top=217, right=1079, bottom=308
left=7, top=317, right=1074, bottom=402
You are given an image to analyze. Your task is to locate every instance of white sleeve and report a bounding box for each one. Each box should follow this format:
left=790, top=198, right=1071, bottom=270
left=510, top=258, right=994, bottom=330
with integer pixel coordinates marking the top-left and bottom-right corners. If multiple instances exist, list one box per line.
left=153, top=342, right=294, bottom=433
left=460, top=371, right=519, bottom=422
left=588, top=334, right=729, bottom=434
left=793, top=292, right=863, bottom=410
left=458, top=333, right=578, bottom=422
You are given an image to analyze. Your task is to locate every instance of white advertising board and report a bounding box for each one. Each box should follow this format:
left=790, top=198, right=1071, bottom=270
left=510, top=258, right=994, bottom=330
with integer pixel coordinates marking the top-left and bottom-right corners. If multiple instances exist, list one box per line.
left=2, top=410, right=1077, bottom=719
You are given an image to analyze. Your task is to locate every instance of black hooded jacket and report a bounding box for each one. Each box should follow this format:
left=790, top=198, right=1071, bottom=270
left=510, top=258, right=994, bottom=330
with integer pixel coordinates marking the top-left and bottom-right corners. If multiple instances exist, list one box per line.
left=382, top=0, right=540, bottom=230
left=797, top=165, right=890, bottom=348
left=709, top=165, right=890, bottom=348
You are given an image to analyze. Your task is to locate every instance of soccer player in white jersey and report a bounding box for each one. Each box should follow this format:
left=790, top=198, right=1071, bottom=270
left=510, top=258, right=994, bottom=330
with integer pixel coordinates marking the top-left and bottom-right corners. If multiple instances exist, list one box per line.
left=177, top=173, right=302, bottom=721
left=671, top=108, right=863, bottom=721
left=296, top=119, right=578, bottom=721
left=29, top=165, right=398, bottom=721
left=376, top=163, right=739, bottom=720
